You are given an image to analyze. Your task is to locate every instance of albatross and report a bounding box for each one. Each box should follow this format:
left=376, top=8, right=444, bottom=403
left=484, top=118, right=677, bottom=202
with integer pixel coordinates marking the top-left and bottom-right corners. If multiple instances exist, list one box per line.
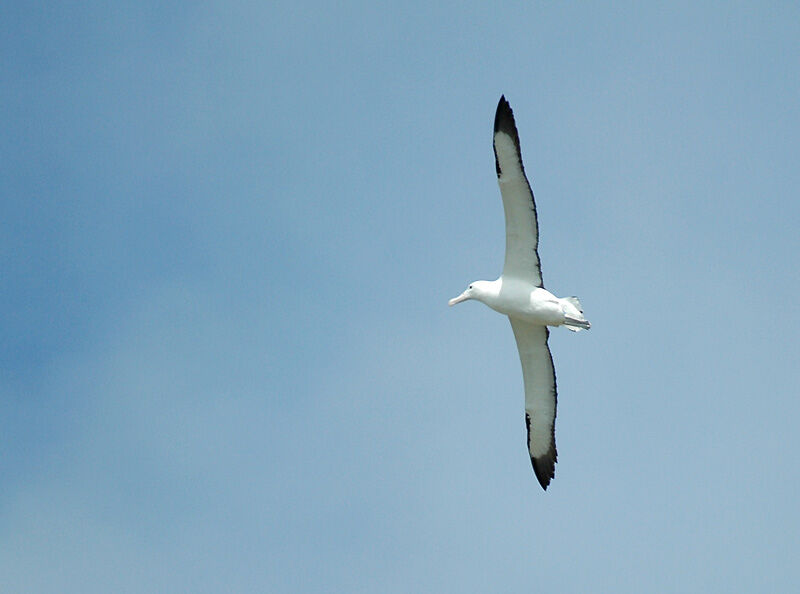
left=449, top=96, right=590, bottom=491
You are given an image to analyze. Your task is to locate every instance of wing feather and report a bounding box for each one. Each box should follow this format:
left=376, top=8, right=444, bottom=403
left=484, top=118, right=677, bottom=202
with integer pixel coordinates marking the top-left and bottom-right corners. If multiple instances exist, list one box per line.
left=510, top=319, right=557, bottom=490
left=493, top=96, right=543, bottom=287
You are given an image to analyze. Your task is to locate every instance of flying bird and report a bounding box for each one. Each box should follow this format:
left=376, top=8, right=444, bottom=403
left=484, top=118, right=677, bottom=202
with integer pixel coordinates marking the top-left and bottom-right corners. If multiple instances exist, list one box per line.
left=449, top=96, right=590, bottom=490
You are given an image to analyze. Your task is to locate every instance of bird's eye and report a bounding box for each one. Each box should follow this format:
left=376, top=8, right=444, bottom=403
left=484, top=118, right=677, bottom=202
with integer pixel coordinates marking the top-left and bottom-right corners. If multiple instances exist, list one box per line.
left=469, top=285, right=473, bottom=289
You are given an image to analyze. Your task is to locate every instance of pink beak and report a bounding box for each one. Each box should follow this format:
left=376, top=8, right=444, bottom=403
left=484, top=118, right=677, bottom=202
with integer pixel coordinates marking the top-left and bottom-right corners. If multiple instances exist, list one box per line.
left=448, top=292, right=469, bottom=306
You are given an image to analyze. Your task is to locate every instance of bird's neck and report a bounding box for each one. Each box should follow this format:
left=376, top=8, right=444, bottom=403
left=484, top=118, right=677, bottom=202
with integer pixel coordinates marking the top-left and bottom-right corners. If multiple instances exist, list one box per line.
left=475, top=279, right=503, bottom=308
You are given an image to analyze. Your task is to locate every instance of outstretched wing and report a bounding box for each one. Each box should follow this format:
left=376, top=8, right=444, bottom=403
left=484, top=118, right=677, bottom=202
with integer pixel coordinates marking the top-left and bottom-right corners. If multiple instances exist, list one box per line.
left=493, top=96, right=543, bottom=287
left=509, top=319, right=558, bottom=490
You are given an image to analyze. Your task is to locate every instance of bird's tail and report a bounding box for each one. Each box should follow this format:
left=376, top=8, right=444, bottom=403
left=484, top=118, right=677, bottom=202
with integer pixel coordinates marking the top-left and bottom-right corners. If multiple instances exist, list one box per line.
left=561, top=297, right=590, bottom=332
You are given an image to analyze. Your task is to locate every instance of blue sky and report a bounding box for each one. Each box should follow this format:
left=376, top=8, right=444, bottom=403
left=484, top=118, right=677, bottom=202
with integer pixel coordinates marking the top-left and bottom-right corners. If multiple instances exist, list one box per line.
left=2, top=1, right=799, bottom=591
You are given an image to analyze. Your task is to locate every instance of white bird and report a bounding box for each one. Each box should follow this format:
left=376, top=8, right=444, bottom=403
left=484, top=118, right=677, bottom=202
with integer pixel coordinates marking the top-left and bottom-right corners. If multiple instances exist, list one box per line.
left=449, top=96, right=590, bottom=490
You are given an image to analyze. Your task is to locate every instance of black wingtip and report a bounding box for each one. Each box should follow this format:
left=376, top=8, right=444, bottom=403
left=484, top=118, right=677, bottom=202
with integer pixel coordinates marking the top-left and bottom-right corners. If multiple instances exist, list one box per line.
left=526, top=412, right=558, bottom=491
left=494, top=95, right=516, bottom=135
left=493, top=95, right=525, bottom=177
left=531, top=449, right=557, bottom=491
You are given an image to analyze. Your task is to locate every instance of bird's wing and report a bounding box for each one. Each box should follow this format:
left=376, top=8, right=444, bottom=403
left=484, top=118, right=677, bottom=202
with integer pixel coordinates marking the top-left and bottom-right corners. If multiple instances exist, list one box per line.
left=493, top=96, right=543, bottom=287
left=509, top=318, right=557, bottom=490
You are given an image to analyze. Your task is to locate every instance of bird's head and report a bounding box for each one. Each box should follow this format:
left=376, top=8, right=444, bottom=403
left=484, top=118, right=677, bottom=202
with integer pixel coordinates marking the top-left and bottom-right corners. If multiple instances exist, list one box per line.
left=448, top=280, right=491, bottom=306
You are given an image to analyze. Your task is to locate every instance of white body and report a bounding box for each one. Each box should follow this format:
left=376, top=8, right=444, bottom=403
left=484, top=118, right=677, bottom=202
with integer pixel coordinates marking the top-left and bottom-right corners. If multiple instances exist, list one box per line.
left=450, top=278, right=585, bottom=329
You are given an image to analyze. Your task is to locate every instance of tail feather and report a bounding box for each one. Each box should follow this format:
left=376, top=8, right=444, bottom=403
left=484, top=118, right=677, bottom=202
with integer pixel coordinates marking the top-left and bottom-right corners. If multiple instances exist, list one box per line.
left=560, top=297, right=590, bottom=331
left=564, top=317, right=591, bottom=331
left=563, top=296, right=583, bottom=313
